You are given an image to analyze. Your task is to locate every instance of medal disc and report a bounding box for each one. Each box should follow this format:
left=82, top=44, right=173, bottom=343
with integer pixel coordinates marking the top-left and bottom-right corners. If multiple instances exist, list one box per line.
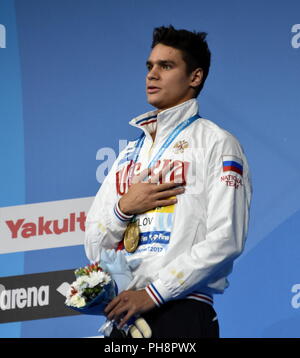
left=124, top=221, right=140, bottom=253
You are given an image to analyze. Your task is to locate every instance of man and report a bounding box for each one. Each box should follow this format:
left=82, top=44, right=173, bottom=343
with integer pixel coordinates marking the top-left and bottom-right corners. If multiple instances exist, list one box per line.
left=85, top=25, right=252, bottom=338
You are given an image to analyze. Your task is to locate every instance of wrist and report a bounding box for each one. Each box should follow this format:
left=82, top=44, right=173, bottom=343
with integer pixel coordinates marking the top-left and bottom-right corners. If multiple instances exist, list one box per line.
left=141, top=289, right=156, bottom=310
left=119, top=197, right=133, bottom=216
left=145, top=284, right=162, bottom=307
left=114, top=200, right=134, bottom=223
left=118, top=199, right=134, bottom=218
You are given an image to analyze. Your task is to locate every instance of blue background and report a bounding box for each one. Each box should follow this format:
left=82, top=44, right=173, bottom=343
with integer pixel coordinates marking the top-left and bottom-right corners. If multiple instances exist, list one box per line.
left=0, top=0, right=300, bottom=337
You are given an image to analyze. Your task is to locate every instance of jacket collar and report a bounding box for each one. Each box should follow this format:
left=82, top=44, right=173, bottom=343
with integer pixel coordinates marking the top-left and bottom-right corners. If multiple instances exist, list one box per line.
left=129, top=99, right=199, bottom=142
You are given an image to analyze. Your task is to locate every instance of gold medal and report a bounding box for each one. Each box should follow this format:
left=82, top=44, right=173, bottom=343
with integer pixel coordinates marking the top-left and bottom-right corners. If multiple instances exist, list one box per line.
left=124, top=221, right=140, bottom=253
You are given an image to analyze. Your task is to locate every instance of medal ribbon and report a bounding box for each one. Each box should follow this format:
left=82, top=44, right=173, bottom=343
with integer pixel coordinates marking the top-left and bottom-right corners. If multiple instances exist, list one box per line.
left=147, top=113, right=200, bottom=168
left=128, top=113, right=200, bottom=181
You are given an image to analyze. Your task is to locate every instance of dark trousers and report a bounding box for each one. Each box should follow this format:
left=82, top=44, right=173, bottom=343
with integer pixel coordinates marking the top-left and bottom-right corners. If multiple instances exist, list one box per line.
left=108, top=299, right=219, bottom=338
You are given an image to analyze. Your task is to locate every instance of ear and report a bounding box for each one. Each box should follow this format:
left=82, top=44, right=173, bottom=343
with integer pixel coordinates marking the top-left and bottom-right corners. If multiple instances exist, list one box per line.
left=190, top=68, right=203, bottom=89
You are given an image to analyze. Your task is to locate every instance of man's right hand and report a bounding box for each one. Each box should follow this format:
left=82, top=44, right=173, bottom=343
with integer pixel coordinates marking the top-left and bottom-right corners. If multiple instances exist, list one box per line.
left=119, top=167, right=186, bottom=216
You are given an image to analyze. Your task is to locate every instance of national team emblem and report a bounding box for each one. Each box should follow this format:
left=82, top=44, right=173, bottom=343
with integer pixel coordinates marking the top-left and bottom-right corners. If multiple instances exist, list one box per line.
left=173, top=140, right=189, bottom=154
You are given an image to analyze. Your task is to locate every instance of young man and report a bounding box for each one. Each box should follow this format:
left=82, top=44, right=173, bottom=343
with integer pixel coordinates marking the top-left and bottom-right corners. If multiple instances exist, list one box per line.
left=85, top=25, right=252, bottom=338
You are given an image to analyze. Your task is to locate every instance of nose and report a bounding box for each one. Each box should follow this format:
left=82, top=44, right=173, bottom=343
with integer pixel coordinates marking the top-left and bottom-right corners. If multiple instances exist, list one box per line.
left=147, top=65, right=159, bottom=81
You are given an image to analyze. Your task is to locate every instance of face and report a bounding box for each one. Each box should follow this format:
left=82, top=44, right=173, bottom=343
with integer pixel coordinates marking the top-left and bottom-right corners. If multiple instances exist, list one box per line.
left=146, top=43, right=202, bottom=111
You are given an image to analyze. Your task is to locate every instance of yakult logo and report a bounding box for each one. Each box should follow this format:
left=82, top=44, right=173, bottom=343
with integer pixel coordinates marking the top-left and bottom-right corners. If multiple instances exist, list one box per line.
left=5, top=212, right=86, bottom=239
left=291, top=24, right=300, bottom=49
left=0, top=197, right=93, bottom=254
left=0, top=24, right=5, bottom=48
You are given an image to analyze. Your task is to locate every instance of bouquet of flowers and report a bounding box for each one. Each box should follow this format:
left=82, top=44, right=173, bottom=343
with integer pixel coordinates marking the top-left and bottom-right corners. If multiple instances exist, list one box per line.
left=65, top=249, right=151, bottom=338
left=65, top=262, right=117, bottom=315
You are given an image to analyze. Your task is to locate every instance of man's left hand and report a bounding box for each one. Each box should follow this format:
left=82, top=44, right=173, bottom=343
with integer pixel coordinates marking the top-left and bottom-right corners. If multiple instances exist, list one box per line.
left=104, top=289, right=155, bottom=329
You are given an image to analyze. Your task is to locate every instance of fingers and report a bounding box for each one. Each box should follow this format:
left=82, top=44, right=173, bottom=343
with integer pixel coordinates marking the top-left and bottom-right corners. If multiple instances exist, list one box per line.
left=155, top=186, right=185, bottom=198
left=149, top=170, right=185, bottom=188
left=154, top=198, right=178, bottom=207
left=104, top=292, right=134, bottom=327
left=131, top=167, right=151, bottom=184
left=149, top=162, right=173, bottom=183
left=153, top=189, right=184, bottom=204
left=105, top=301, right=135, bottom=329
left=132, top=162, right=185, bottom=186
left=105, top=299, right=129, bottom=322
left=118, top=309, right=135, bottom=329
left=104, top=290, right=155, bottom=330
left=104, top=295, right=122, bottom=316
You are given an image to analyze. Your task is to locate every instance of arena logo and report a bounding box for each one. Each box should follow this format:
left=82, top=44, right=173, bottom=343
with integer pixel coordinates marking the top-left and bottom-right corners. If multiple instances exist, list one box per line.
left=0, top=284, right=49, bottom=311
left=0, top=24, right=5, bottom=48
left=0, top=269, right=79, bottom=323
left=291, top=24, right=300, bottom=49
left=291, top=283, right=300, bottom=309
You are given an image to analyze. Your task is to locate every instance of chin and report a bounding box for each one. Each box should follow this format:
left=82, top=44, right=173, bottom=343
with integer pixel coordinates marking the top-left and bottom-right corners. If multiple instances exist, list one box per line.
left=147, top=99, right=161, bottom=109
left=147, top=96, right=166, bottom=110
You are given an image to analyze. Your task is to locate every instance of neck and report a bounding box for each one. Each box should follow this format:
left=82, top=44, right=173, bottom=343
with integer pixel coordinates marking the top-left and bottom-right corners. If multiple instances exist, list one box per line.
left=155, top=97, right=196, bottom=114
left=150, top=130, right=156, bottom=142
left=149, top=98, right=197, bottom=142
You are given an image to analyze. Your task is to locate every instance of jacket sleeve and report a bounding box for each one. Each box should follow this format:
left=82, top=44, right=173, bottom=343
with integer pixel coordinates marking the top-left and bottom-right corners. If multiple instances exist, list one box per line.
left=146, top=133, right=252, bottom=304
left=84, top=154, right=133, bottom=263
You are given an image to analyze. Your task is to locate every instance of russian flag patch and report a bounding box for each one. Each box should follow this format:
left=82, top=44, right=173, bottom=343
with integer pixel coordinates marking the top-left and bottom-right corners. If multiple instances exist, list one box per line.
left=222, top=155, right=243, bottom=176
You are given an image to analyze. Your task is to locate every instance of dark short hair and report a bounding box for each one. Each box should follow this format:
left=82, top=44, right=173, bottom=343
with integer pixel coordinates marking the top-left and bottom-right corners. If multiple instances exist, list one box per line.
left=151, top=25, right=211, bottom=96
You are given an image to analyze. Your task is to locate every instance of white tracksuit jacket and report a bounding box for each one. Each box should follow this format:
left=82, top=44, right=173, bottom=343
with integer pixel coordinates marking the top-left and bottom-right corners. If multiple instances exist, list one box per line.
left=85, top=98, right=252, bottom=307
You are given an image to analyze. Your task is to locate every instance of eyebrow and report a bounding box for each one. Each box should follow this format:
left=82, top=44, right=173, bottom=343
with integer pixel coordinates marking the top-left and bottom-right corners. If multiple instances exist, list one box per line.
left=146, top=60, right=176, bottom=67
